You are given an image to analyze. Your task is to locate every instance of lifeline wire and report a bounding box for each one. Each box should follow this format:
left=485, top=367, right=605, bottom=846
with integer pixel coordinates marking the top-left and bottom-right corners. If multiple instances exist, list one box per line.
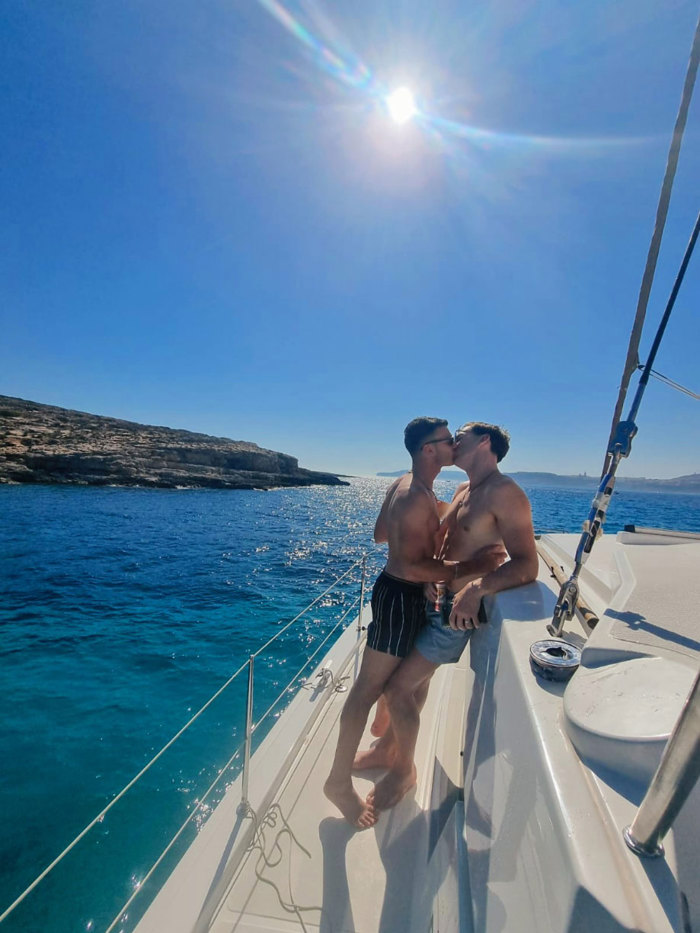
left=0, top=656, right=249, bottom=924
left=0, top=555, right=365, bottom=925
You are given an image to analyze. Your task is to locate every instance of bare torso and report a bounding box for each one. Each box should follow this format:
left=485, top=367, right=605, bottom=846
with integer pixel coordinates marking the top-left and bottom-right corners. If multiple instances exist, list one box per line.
left=439, top=472, right=516, bottom=592
left=379, top=474, right=442, bottom=582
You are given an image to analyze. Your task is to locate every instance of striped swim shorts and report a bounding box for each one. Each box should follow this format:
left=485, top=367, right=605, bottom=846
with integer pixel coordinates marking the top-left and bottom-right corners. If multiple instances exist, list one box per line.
left=365, top=570, right=427, bottom=658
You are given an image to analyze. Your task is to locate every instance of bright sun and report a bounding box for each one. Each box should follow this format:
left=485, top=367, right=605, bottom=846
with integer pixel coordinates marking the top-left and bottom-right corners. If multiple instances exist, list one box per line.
left=386, top=87, right=417, bottom=124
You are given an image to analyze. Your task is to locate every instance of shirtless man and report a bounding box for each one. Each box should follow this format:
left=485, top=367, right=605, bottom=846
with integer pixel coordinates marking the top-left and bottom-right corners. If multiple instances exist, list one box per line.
left=323, top=417, right=504, bottom=828
left=369, top=421, right=538, bottom=811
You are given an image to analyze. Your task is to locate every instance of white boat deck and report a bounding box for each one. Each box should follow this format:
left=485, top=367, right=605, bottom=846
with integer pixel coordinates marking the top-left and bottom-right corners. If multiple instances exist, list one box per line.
left=135, top=530, right=700, bottom=933
left=136, top=621, right=469, bottom=933
left=206, top=656, right=465, bottom=933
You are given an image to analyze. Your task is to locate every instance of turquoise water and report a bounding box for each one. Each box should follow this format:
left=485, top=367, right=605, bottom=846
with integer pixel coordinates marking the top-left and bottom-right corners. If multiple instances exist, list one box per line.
left=1, top=477, right=699, bottom=932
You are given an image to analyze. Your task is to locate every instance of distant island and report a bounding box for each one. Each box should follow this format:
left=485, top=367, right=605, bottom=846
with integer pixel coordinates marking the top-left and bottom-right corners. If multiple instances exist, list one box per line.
left=0, top=396, right=347, bottom=490
left=377, top=469, right=700, bottom=494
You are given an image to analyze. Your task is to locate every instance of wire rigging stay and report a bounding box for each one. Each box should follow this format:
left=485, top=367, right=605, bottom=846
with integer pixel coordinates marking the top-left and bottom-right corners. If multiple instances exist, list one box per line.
left=601, top=14, right=700, bottom=479
left=642, top=365, right=700, bottom=401
left=549, top=16, right=700, bottom=638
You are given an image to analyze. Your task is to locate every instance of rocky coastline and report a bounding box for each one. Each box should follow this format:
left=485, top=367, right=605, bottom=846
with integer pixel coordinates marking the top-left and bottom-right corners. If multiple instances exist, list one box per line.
left=0, top=396, right=348, bottom=490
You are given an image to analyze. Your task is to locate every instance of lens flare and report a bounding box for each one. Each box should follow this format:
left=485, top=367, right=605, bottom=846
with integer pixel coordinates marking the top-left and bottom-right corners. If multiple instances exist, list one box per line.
left=254, top=0, right=646, bottom=160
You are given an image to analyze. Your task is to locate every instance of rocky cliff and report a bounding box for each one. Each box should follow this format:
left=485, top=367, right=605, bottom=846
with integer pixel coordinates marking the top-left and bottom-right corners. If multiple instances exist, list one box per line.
left=0, top=396, right=348, bottom=490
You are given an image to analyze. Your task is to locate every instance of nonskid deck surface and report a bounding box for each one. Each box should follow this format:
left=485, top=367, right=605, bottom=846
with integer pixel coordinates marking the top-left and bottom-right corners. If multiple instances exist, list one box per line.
left=603, top=540, right=699, bottom=656
left=210, top=661, right=466, bottom=933
left=534, top=532, right=700, bottom=931
left=538, top=532, right=700, bottom=660
left=136, top=630, right=468, bottom=933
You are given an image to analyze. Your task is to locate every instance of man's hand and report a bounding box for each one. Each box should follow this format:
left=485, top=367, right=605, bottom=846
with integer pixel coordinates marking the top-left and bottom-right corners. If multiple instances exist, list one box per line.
left=449, top=580, right=485, bottom=631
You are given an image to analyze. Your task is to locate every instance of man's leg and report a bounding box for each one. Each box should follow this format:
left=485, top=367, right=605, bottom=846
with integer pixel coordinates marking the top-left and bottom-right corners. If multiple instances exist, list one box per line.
left=369, top=650, right=438, bottom=810
left=353, top=676, right=432, bottom=770
left=370, top=694, right=391, bottom=737
left=323, top=646, right=402, bottom=827
left=353, top=721, right=396, bottom=770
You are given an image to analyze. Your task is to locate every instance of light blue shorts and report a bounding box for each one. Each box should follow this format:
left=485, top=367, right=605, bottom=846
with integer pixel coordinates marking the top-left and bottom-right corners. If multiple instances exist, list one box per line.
left=414, top=595, right=484, bottom=665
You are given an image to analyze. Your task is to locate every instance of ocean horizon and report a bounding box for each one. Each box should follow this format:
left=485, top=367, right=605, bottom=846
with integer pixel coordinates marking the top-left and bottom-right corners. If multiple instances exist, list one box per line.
left=376, top=468, right=700, bottom=493
left=2, top=477, right=699, bottom=932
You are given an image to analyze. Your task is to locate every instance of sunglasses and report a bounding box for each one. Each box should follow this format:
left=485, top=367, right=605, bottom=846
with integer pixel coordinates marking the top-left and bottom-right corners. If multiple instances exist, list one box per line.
left=422, top=436, right=454, bottom=449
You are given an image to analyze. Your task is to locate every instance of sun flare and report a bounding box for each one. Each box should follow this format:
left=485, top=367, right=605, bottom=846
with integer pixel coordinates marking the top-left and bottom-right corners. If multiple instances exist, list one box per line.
left=386, top=87, right=417, bottom=124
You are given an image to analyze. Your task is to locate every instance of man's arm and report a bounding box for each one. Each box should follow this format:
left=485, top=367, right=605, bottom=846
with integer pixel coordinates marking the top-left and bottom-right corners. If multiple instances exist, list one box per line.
left=449, top=484, right=538, bottom=629
left=481, top=485, right=538, bottom=591
left=373, top=477, right=402, bottom=544
left=433, top=481, right=469, bottom=556
left=436, top=498, right=451, bottom=520
left=451, top=481, right=470, bottom=503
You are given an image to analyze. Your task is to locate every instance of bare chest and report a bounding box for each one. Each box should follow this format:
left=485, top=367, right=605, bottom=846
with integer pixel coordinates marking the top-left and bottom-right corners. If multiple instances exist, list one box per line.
left=451, top=492, right=500, bottom=552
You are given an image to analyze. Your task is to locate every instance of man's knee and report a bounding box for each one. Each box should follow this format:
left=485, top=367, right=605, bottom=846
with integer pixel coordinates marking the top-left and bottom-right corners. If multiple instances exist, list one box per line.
left=384, top=676, right=414, bottom=711
left=414, top=675, right=433, bottom=704
left=385, top=660, right=434, bottom=710
left=353, top=648, right=401, bottom=703
left=346, top=676, right=385, bottom=711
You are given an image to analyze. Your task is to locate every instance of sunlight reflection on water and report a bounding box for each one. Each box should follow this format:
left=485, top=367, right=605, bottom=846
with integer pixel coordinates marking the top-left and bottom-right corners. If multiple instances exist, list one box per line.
left=0, top=477, right=698, bottom=932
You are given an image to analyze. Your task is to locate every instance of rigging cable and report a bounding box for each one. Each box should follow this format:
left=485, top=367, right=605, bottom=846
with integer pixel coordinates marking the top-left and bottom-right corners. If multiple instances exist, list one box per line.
left=601, top=12, right=700, bottom=479
left=550, top=212, right=700, bottom=638
left=549, top=17, right=700, bottom=638
left=641, top=365, right=700, bottom=401
left=627, top=209, right=700, bottom=425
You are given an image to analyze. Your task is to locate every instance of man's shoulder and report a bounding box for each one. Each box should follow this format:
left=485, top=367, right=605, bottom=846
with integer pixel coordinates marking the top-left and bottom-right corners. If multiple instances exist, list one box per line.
left=389, top=473, right=414, bottom=497
left=382, top=473, right=409, bottom=500
left=391, top=477, right=435, bottom=517
left=490, top=473, right=531, bottom=507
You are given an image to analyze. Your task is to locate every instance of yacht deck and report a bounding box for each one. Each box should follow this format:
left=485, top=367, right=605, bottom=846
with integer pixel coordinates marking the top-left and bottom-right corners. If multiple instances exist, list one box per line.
left=135, top=619, right=469, bottom=933
left=135, top=530, right=700, bottom=933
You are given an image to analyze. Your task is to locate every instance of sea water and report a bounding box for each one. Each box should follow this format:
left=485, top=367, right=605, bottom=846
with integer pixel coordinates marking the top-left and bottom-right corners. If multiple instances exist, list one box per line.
left=1, top=477, right=699, bottom=932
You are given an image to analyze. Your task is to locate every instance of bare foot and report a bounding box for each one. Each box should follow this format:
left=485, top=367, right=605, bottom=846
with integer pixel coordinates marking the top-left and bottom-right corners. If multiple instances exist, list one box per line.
left=352, top=741, right=396, bottom=771
left=367, top=765, right=416, bottom=811
left=324, top=779, right=378, bottom=829
left=370, top=697, right=391, bottom=737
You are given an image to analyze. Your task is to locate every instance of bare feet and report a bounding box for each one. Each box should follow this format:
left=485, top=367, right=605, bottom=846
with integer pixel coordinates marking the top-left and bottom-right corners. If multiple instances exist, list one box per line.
left=367, top=765, right=416, bottom=811
left=352, top=740, right=396, bottom=771
left=370, top=696, right=391, bottom=737
left=324, top=778, right=378, bottom=829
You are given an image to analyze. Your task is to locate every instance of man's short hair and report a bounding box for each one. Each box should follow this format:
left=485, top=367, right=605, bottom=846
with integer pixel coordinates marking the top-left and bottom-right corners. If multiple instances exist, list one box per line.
left=458, top=422, right=511, bottom=462
left=404, top=417, right=449, bottom=456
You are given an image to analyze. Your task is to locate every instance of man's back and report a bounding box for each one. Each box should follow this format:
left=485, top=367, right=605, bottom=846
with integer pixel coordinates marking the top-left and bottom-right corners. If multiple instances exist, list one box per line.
left=376, top=475, right=442, bottom=583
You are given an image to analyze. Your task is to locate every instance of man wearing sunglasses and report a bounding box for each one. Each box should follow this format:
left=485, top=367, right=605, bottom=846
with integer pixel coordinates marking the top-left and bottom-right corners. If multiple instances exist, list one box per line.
left=324, top=417, right=505, bottom=828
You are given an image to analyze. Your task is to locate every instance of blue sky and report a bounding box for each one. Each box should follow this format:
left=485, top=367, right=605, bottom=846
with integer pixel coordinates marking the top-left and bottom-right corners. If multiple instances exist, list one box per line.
left=2, top=0, right=699, bottom=478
